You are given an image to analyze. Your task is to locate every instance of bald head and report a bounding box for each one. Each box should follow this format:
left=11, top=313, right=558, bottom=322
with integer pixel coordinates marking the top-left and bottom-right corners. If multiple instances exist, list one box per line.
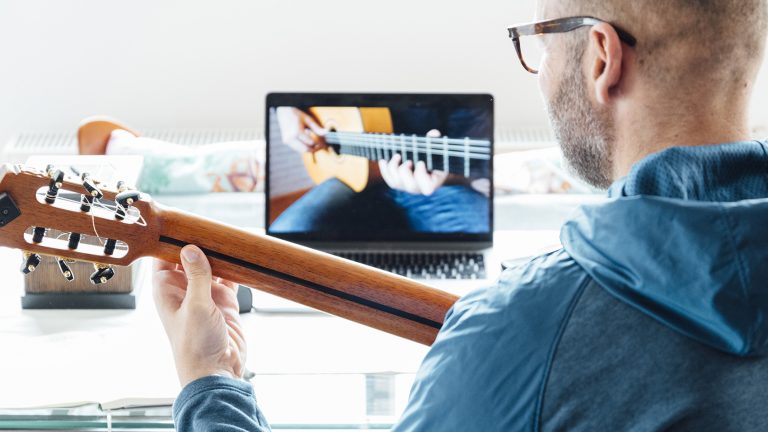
left=549, top=0, right=768, bottom=95
left=536, top=0, right=768, bottom=189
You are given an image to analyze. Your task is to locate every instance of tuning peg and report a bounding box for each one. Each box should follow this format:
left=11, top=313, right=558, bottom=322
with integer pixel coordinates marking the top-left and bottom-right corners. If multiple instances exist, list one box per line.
left=67, top=232, right=81, bottom=249
left=56, top=258, right=75, bottom=282
left=115, top=190, right=141, bottom=220
left=90, top=264, right=115, bottom=285
left=80, top=194, right=94, bottom=212
left=81, top=172, right=103, bottom=199
left=104, top=238, right=117, bottom=256
left=21, top=252, right=41, bottom=274
left=116, top=180, right=128, bottom=193
left=44, top=165, right=65, bottom=204
left=32, top=226, right=47, bottom=243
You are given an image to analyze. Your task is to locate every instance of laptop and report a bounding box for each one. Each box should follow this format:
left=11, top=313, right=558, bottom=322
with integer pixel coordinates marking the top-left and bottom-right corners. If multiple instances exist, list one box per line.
left=255, top=92, right=498, bottom=312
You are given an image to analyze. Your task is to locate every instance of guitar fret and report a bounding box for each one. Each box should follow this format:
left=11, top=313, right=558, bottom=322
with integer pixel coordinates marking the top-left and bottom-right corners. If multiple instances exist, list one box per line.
left=443, top=136, right=449, bottom=172
left=379, top=135, right=389, bottom=160
left=426, top=136, right=432, bottom=170
left=368, top=137, right=374, bottom=160
left=464, top=137, right=470, bottom=178
left=380, top=134, right=386, bottom=161
left=411, top=135, right=418, bottom=165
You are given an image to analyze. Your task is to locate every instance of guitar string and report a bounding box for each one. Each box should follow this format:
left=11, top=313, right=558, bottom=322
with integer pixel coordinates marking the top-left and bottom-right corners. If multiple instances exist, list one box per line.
left=325, top=131, right=492, bottom=147
left=327, top=136, right=491, bottom=154
left=332, top=145, right=491, bottom=160
left=327, top=138, right=492, bottom=153
left=328, top=142, right=492, bottom=153
left=35, top=190, right=146, bottom=253
left=28, top=164, right=144, bottom=255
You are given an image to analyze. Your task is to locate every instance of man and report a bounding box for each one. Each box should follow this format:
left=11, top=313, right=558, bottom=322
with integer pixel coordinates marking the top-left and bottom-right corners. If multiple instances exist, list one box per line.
left=153, top=0, right=768, bottom=430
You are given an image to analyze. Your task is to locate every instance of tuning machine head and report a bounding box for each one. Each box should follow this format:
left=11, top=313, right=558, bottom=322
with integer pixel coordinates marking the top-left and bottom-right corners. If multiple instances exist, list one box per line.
left=80, top=194, right=94, bottom=213
left=115, top=190, right=141, bottom=220
left=81, top=172, right=104, bottom=199
left=21, top=252, right=42, bottom=274
left=44, top=165, right=65, bottom=204
left=32, top=226, right=47, bottom=243
left=56, top=257, right=75, bottom=282
left=67, top=232, right=81, bottom=249
left=90, top=264, right=115, bottom=285
left=104, top=238, right=117, bottom=255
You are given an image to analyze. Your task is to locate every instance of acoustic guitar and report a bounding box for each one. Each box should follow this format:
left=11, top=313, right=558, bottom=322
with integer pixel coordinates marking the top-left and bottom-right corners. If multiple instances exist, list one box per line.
left=302, top=106, right=492, bottom=192
left=0, top=164, right=458, bottom=345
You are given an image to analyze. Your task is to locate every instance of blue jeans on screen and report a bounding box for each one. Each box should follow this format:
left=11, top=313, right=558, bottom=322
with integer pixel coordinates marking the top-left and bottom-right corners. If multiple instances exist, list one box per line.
left=271, top=178, right=489, bottom=234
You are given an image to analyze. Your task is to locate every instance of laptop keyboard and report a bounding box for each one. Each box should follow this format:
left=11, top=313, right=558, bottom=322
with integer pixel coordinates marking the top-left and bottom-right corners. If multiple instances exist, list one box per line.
left=331, top=251, right=487, bottom=280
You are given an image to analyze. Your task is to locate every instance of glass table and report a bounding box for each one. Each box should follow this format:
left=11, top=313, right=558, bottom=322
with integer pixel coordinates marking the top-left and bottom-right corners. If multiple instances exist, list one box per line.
left=0, top=371, right=413, bottom=431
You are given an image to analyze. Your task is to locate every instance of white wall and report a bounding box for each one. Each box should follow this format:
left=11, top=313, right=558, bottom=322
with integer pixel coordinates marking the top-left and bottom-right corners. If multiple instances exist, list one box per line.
left=0, top=0, right=766, bottom=149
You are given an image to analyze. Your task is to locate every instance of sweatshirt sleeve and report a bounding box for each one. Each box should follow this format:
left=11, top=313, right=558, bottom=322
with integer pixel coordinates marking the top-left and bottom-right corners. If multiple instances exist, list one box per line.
left=173, top=375, right=271, bottom=432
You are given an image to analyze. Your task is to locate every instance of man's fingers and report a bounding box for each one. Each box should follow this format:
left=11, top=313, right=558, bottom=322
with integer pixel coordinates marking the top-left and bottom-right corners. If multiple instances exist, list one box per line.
left=398, top=161, right=419, bottom=194
left=180, top=245, right=213, bottom=304
left=219, top=278, right=239, bottom=291
left=379, top=159, right=394, bottom=188
left=301, top=130, right=327, bottom=151
left=431, top=169, right=449, bottom=186
left=154, top=259, right=177, bottom=273
left=414, top=161, right=437, bottom=195
left=286, top=138, right=309, bottom=154
left=297, top=133, right=314, bottom=146
left=153, top=270, right=188, bottom=315
left=387, top=154, right=404, bottom=189
left=303, top=114, right=328, bottom=136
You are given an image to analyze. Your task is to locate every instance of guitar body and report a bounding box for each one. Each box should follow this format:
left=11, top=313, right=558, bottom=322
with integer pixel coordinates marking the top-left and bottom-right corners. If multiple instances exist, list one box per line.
left=302, top=107, right=392, bottom=192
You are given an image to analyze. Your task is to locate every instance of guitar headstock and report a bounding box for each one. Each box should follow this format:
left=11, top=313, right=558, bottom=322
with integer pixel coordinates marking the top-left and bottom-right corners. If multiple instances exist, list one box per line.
left=0, top=163, right=158, bottom=284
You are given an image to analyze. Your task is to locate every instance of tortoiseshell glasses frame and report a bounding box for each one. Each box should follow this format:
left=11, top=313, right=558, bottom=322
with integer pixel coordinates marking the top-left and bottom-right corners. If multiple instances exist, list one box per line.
left=507, top=16, right=638, bottom=74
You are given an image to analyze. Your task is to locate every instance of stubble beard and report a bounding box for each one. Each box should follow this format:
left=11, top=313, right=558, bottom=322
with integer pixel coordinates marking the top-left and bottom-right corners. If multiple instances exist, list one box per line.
left=546, top=62, right=616, bottom=189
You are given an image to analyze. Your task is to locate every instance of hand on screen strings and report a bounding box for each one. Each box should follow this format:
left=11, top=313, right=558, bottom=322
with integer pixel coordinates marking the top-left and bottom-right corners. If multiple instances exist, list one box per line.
left=379, top=153, right=449, bottom=196
left=276, top=107, right=328, bottom=154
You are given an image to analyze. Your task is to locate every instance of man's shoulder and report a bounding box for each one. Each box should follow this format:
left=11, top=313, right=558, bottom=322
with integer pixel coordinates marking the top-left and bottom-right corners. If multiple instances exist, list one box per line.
left=451, top=249, right=588, bottom=322
left=393, top=250, right=591, bottom=432
left=439, top=249, right=591, bottom=361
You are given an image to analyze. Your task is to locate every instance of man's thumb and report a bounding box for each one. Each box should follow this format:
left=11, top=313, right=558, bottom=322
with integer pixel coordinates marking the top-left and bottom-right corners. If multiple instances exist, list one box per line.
left=180, top=245, right=212, bottom=303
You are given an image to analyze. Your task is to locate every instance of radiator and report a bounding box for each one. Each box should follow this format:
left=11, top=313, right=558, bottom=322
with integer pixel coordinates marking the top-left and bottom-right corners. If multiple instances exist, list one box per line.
left=2, top=127, right=554, bottom=162
left=2, top=129, right=262, bottom=162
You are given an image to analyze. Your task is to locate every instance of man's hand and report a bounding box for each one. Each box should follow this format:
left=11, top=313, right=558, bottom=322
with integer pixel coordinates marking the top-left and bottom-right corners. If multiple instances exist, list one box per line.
left=379, top=154, right=449, bottom=196
left=276, top=106, right=328, bottom=154
left=153, top=245, right=247, bottom=387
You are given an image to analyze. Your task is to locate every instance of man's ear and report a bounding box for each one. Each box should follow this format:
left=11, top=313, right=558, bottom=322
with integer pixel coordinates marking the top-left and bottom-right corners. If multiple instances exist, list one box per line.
left=589, top=23, right=624, bottom=105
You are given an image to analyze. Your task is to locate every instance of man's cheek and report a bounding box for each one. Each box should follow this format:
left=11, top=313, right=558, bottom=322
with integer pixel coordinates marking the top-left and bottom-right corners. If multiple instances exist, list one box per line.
left=538, top=62, right=557, bottom=106
left=539, top=46, right=567, bottom=104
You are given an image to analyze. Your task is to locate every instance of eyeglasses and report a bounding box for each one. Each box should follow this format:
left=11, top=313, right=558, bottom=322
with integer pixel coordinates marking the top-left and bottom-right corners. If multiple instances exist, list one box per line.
left=507, top=16, right=638, bottom=74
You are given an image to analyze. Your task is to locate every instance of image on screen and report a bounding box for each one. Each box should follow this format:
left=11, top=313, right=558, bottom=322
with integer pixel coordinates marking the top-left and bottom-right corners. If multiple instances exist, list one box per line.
left=266, top=94, right=493, bottom=241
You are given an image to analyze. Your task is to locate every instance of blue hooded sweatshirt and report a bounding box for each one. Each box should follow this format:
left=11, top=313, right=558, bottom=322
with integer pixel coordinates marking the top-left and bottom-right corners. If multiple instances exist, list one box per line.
left=173, top=141, right=768, bottom=431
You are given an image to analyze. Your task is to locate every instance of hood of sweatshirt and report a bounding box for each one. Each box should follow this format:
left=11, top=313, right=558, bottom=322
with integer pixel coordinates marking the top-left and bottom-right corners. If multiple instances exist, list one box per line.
left=561, top=141, right=768, bottom=356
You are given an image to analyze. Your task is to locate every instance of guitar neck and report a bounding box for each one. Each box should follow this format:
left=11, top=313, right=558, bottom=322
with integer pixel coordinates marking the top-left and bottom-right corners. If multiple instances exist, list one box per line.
left=325, top=132, right=491, bottom=178
left=150, top=204, right=457, bottom=345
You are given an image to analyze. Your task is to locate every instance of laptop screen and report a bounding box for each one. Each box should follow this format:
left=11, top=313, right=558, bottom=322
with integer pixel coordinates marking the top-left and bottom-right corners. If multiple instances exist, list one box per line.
left=265, top=93, right=494, bottom=243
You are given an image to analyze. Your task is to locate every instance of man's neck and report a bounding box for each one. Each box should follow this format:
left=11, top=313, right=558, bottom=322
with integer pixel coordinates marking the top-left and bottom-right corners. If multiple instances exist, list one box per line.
left=612, top=103, right=752, bottom=180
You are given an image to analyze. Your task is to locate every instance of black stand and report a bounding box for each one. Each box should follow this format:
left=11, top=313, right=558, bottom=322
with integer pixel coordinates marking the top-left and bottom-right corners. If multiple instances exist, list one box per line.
left=21, top=290, right=139, bottom=309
